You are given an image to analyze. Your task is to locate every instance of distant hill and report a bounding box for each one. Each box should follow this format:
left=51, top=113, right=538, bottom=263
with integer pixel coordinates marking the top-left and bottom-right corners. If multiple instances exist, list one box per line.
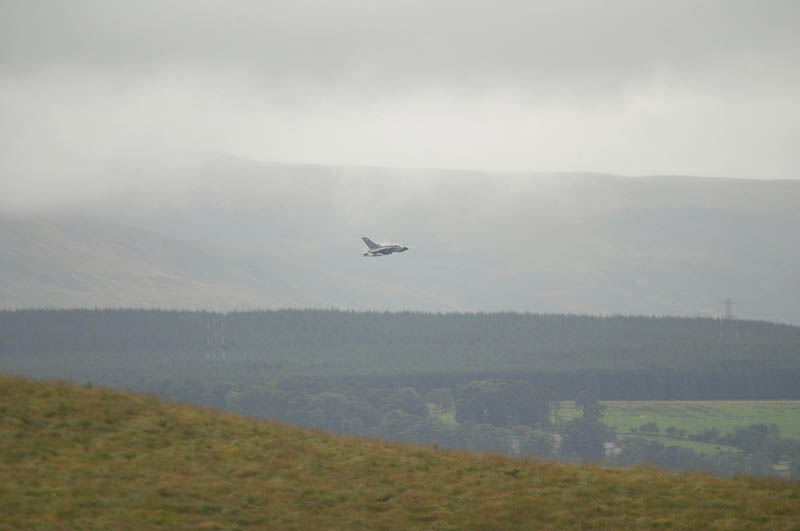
left=2, top=158, right=799, bottom=322
left=2, top=374, right=798, bottom=529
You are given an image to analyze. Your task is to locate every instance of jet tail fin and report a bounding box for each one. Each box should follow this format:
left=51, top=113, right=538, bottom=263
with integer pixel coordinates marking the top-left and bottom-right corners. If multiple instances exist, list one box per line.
left=362, top=237, right=380, bottom=249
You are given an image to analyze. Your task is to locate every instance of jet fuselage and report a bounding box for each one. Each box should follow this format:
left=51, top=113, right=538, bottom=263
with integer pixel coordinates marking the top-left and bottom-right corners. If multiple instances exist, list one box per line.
left=362, top=237, right=408, bottom=257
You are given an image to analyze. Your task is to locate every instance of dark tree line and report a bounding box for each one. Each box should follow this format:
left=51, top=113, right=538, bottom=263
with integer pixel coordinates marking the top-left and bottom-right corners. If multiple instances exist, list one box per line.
left=610, top=424, right=800, bottom=479
left=2, top=309, right=799, bottom=400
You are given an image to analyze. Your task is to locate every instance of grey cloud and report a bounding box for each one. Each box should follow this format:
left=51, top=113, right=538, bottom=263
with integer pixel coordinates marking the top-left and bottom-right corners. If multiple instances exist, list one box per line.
left=2, top=1, right=799, bottom=94
left=1, top=0, right=799, bottom=207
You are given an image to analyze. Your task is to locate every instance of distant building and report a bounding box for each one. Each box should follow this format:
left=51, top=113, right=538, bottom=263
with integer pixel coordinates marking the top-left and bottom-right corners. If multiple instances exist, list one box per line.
left=604, top=441, right=622, bottom=456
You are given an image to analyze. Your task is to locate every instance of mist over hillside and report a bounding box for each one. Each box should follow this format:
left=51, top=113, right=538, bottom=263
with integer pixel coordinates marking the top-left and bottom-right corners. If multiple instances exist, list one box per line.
left=2, top=157, right=799, bottom=322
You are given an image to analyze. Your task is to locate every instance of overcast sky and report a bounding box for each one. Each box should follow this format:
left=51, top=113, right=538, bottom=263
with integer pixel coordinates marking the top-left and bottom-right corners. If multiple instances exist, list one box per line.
left=2, top=1, right=799, bottom=209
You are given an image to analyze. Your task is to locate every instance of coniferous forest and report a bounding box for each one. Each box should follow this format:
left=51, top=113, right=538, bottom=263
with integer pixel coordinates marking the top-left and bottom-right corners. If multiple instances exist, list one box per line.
left=2, top=309, right=800, bottom=477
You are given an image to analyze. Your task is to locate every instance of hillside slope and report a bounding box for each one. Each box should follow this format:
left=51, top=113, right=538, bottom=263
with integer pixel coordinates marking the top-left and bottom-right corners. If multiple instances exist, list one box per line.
left=2, top=375, right=798, bottom=529
left=0, top=216, right=302, bottom=310
left=3, top=159, right=800, bottom=322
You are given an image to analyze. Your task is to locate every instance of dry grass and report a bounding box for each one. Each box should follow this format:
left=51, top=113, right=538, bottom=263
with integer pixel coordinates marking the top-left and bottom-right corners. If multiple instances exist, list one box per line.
left=2, top=374, right=799, bottom=530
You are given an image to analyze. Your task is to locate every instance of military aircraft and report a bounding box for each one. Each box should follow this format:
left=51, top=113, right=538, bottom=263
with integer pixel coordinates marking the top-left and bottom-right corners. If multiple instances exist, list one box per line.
left=362, top=237, right=409, bottom=257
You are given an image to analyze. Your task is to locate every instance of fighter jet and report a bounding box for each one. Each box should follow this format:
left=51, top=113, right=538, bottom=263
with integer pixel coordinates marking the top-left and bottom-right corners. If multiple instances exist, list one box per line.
left=362, top=237, right=409, bottom=257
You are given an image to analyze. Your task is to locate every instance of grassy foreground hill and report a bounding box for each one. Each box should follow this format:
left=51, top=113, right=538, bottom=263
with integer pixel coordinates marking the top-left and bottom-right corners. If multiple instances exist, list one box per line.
left=2, top=376, right=799, bottom=530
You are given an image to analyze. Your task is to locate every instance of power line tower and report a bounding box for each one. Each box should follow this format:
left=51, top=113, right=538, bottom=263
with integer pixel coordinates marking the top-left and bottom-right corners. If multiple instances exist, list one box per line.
left=722, top=298, right=735, bottom=320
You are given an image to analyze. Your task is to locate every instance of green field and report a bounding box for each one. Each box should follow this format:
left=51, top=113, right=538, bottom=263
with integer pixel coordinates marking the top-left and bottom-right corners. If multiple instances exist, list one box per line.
left=428, top=404, right=458, bottom=426
left=556, top=400, right=800, bottom=445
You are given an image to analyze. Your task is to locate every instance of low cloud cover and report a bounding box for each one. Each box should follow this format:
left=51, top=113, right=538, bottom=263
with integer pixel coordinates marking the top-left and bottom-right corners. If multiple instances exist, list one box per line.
left=2, top=0, right=800, bottom=211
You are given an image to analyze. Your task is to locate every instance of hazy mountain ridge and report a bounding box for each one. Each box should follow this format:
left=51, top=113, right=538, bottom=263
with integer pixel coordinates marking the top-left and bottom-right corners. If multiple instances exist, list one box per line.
left=0, top=215, right=296, bottom=309
left=3, top=158, right=799, bottom=321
